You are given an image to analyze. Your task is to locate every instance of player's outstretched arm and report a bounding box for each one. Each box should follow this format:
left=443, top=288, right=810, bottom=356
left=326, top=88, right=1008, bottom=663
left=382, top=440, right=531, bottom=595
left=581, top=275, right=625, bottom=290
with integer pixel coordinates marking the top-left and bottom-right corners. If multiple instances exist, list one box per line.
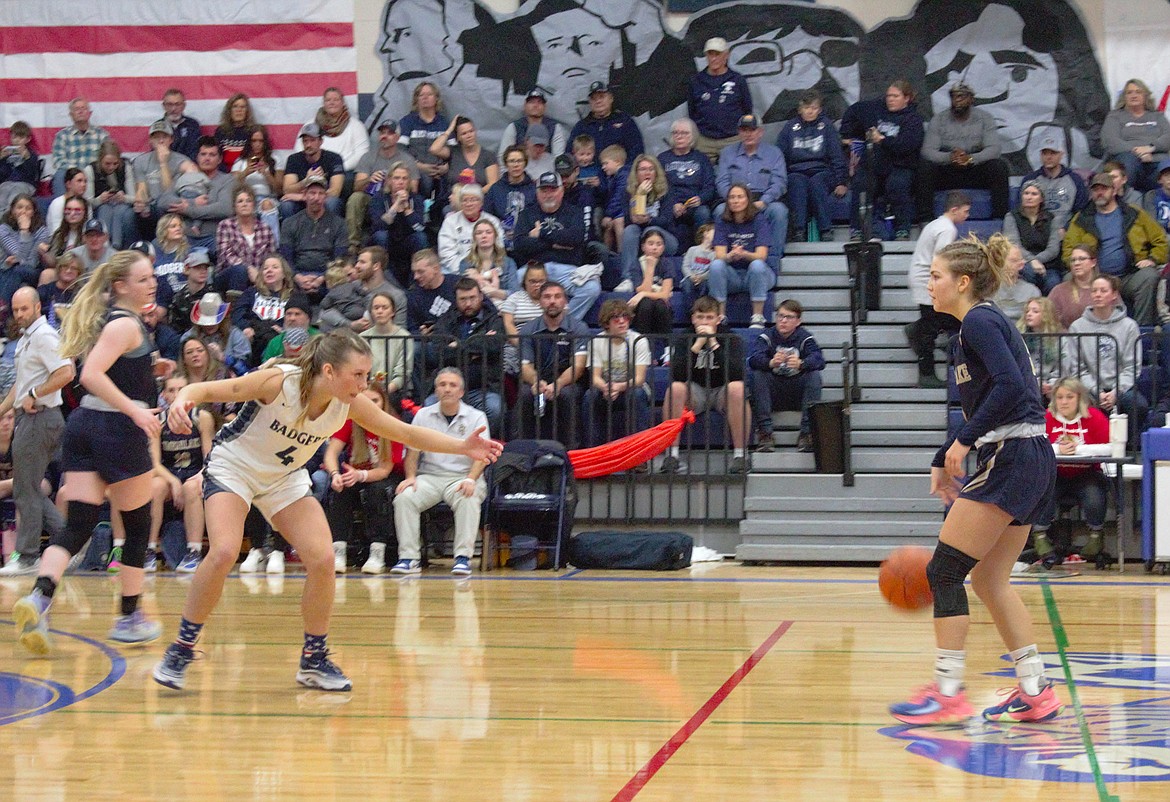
left=167, top=368, right=286, bottom=434
left=348, top=393, right=502, bottom=463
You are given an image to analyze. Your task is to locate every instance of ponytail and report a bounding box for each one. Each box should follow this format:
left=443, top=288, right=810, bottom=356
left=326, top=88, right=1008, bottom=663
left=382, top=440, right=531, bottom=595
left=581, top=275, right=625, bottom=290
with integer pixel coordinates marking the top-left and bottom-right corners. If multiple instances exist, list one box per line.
left=59, top=250, right=150, bottom=359
left=936, top=233, right=1013, bottom=301
left=284, top=329, right=373, bottom=424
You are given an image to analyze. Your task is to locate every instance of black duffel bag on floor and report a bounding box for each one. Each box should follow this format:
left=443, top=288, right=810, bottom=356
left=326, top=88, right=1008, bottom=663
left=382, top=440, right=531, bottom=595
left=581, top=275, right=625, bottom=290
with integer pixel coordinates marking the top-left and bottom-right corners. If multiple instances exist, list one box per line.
left=568, top=530, right=693, bottom=570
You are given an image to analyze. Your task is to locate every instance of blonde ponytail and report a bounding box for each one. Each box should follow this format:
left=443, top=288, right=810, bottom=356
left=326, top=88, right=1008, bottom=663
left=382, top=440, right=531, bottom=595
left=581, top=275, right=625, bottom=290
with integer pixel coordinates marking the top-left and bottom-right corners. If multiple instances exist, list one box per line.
left=59, top=250, right=150, bottom=359
left=285, top=329, right=373, bottom=424
left=936, top=233, right=1012, bottom=301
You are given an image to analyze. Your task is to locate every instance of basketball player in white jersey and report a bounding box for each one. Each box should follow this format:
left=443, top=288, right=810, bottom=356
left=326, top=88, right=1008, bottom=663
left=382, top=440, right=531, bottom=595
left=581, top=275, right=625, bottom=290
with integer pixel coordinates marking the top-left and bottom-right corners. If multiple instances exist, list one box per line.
left=153, top=329, right=501, bottom=692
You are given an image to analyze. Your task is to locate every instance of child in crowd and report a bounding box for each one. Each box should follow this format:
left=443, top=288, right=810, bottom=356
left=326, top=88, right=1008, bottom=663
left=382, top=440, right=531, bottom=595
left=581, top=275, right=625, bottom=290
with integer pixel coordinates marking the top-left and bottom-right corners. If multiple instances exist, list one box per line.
left=599, top=144, right=629, bottom=250
left=682, top=223, right=715, bottom=306
left=324, top=256, right=353, bottom=291
left=1143, top=159, right=1170, bottom=235
left=748, top=299, right=825, bottom=453
left=627, top=227, right=674, bottom=361
left=573, top=135, right=601, bottom=189
left=169, top=249, right=212, bottom=330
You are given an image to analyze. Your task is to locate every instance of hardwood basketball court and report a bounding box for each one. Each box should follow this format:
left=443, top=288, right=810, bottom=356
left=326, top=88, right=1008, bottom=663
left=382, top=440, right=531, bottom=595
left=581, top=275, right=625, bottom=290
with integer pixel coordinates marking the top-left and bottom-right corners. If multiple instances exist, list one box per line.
left=1, top=565, right=1167, bottom=800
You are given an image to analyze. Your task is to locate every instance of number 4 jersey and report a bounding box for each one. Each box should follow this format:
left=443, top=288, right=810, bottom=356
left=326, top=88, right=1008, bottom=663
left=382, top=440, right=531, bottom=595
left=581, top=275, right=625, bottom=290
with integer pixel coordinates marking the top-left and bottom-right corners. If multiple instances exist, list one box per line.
left=207, top=364, right=350, bottom=486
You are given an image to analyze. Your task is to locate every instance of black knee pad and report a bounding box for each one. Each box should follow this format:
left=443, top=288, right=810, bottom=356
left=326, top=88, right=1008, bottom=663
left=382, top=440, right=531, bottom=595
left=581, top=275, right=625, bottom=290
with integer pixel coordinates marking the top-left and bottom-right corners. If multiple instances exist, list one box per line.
left=55, top=501, right=104, bottom=557
left=118, top=503, right=152, bottom=569
left=927, top=542, right=979, bottom=619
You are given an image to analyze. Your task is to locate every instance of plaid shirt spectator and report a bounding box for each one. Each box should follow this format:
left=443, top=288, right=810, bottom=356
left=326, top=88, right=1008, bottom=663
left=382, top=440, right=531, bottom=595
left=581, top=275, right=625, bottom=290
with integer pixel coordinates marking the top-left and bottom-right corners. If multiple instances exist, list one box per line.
left=51, top=124, right=110, bottom=173
left=215, top=217, right=276, bottom=273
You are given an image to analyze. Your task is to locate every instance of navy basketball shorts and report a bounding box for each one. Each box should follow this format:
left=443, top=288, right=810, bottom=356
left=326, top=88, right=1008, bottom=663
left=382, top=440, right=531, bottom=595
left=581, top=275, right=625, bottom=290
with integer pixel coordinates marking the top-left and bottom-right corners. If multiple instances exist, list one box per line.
left=61, top=407, right=152, bottom=484
left=959, top=435, right=1056, bottom=526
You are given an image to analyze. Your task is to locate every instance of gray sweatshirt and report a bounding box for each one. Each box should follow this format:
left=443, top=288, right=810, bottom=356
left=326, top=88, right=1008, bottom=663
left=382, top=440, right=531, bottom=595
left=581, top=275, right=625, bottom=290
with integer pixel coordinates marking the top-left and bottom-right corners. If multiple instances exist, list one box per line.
left=1065, top=303, right=1140, bottom=395
left=1101, top=109, right=1170, bottom=157
left=921, top=108, right=1002, bottom=165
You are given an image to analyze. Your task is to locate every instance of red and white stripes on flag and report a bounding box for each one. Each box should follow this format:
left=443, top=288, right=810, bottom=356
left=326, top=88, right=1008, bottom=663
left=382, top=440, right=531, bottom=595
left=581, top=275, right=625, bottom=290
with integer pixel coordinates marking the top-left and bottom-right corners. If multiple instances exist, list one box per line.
left=0, top=1, right=358, bottom=167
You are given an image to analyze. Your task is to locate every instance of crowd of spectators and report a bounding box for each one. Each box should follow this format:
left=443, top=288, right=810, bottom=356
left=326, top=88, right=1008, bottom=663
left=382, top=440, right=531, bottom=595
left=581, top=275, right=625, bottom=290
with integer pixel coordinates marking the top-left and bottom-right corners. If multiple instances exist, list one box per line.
left=3, top=33, right=1170, bottom=572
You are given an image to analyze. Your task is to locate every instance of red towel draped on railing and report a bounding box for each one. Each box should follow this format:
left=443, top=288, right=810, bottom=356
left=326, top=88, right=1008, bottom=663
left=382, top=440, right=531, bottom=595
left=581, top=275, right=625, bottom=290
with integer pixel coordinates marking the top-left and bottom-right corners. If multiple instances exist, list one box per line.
left=567, top=410, right=696, bottom=479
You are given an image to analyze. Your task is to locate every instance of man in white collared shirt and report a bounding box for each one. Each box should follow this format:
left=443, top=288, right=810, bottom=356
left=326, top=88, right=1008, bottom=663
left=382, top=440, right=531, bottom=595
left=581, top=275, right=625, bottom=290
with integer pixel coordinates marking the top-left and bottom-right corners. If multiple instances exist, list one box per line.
left=0, top=288, right=73, bottom=575
left=391, top=368, right=489, bottom=577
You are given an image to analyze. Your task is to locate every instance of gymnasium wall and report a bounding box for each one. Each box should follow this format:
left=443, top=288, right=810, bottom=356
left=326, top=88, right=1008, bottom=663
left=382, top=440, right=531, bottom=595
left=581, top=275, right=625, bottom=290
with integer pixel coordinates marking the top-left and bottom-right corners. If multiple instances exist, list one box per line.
left=350, top=0, right=1170, bottom=174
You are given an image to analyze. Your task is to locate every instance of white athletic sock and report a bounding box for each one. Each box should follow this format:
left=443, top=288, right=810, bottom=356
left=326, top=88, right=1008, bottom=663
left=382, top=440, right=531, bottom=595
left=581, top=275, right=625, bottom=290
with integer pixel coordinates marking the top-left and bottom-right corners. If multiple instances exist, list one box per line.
left=734, top=447, right=745, bottom=458
left=113, top=538, right=125, bottom=548
left=1011, top=644, right=1046, bottom=696
left=668, top=445, right=679, bottom=458
left=935, top=648, right=966, bottom=696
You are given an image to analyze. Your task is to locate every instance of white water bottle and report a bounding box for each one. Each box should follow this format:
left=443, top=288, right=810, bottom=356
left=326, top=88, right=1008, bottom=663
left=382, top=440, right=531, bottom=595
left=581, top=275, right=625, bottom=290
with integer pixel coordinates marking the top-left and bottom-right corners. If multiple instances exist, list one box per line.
left=1109, top=410, right=1128, bottom=458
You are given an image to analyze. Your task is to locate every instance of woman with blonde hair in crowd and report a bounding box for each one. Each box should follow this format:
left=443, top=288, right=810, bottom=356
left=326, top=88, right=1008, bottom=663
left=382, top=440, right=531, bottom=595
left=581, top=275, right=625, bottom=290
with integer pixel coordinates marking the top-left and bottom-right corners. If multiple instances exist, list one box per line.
left=232, top=253, right=306, bottom=364
left=84, top=140, right=137, bottom=249
left=151, top=212, right=190, bottom=308
left=460, top=218, right=516, bottom=303
left=1017, top=297, right=1065, bottom=398
left=618, top=153, right=677, bottom=289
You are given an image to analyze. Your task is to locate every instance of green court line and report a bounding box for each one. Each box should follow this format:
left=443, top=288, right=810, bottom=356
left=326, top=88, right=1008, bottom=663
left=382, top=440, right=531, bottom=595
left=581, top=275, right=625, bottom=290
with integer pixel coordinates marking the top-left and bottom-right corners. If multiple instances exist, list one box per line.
left=1040, top=580, right=1120, bottom=802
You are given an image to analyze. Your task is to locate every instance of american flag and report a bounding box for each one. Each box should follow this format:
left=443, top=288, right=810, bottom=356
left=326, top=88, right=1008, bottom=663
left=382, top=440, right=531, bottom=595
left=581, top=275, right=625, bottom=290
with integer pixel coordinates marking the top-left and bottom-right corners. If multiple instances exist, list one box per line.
left=0, top=1, right=358, bottom=167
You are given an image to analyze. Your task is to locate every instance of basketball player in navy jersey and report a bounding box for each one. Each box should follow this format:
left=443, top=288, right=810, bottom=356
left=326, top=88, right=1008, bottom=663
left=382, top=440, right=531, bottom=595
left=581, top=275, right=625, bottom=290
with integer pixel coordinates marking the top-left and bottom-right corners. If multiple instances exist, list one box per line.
left=14, top=251, right=168, bottom=654
left=889, top=234, right=1063, bottom=725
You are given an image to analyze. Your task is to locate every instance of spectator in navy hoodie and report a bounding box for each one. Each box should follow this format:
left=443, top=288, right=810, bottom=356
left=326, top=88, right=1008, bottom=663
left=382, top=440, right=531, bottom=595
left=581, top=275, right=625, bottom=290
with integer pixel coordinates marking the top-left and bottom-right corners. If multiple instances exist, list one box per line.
left=568, top=82, right=644, bottom=160
left=658, top=118, right=716, bottom=247
left=777, top=90, right=847, bottom=242
left=483, top=146, right=537, bottom=248
left=839, top=80, right=925, bottom=241
left=510, top=172, right=599, bottom=323
left=748, top=298, right=824, bottom=453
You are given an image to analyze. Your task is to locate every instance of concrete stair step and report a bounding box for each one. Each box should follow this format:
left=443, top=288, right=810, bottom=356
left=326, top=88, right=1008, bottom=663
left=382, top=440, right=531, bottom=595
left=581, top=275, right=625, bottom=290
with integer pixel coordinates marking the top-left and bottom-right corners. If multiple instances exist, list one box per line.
left=744, top=472, right=928, bottom=495
left=736, top=540, right=935, bottom=563
left=744, top=495, right=939, bottom=513
left=851, top=404, right=946, bottom=428
left=739, top=518, right=942, bottom=537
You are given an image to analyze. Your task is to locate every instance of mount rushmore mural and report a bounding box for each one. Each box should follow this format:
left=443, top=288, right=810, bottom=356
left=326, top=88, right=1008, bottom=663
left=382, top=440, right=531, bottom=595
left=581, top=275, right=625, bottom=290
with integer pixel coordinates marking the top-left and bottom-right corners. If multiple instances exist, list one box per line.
left=367, top=0, right=1110, bottom=173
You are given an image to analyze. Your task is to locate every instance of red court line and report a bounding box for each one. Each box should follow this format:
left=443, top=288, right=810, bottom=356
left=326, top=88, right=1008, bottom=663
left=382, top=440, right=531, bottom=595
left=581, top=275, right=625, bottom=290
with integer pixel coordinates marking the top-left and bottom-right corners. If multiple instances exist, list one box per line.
left=611, top=619, right=794, bottom=802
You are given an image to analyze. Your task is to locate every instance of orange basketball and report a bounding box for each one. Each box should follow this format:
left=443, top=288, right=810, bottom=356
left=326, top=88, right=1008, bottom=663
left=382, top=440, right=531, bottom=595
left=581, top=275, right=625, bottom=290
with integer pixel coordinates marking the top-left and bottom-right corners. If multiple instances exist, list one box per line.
left=878, top=546, right=934, bottom=611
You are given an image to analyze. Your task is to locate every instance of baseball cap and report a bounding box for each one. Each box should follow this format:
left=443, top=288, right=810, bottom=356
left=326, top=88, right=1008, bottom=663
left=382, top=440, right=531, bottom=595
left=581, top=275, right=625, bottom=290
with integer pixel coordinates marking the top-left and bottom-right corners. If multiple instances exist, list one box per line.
left=148, top=119, right=174, bottom=136
left=554, top=154, right=575, bottom=176
left=83, top=219, right=106, bottom=235
left=1037, top=133, right=1064, bottom=153
left=1158, top=158, right=1170, bottom=176
left=588, top=81, right=610, bottom=96
left=184, top=249, right=211, bottom=268
left=303, top=174, right=328, bottom=189
left=377, top=118, right=398, bottom=132
left=950, top=82, right=974, bottom=96
left=298, top=122, right=322, bottom=139
left=527, top=123, right=550, bottom=146
left=1089, top=172, right=1114, bottom=189
left=537, top=172, right=562, bottom=189
left=704, top=37, right=729, bottom=53
left=128, top=240, right=156, bottom=259
left=737, top=114, right=761, bottom=130
left=526, top=89, right=547, bottom=102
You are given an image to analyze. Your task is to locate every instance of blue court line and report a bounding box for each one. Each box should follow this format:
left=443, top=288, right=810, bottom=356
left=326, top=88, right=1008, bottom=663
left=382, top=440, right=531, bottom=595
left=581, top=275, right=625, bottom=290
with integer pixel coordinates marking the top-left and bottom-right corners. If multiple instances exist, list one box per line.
left=0, top=618, right=127, bottom=727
